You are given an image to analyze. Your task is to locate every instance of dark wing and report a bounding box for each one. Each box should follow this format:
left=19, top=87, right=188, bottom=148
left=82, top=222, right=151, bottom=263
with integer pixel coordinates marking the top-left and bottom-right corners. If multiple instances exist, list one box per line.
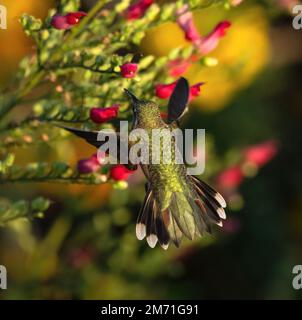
left=166, top=77, right=190, bottom=124
left=57, top=125, right=137, bottom=169
left=58, top=125, right=103, bottom=148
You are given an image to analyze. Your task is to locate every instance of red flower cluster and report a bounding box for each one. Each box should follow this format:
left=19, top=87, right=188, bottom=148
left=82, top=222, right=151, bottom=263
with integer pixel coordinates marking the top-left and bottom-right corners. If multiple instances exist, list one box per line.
left=90, top=105, right=120, bottom=124
left=170, top=5, right=231, bottom=77
left=155, top=80, right=204, bottom=101
left=243, top=140, right=278, bottom=168
left=176, top=5, right=231, bottom=55
left=197, top=21, right=231, bottom=55
left=51, top=12, right=87, bottom=30
left=216, top=140, right=278, bottom=191
left=110, top=165, right=136, bottom=181
left=216, top=166, right=244, bottom=189
left=125, top=0, right=154, bottom=20
left=120, top=63, right=138, bottom=78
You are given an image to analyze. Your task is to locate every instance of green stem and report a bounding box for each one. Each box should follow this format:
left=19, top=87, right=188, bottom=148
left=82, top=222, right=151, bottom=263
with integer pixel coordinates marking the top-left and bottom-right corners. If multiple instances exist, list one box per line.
left=0, top=176, right=104, bottom=185
left=42, top=63, right=119, bottom=75
left=0, top=0, right=108, bottom=120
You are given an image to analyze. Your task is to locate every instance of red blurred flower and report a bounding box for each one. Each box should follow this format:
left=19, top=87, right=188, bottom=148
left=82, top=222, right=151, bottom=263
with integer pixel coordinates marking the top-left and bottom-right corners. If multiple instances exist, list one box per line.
left=125, top=0, right=154, bottom=20
left=155, top=80, right=205, bottom=101
left=168, top=59, right=192, bottom=78
left=176, top=5, right=231, bottom=56
left=110, top=165, right=135, bottom=181
left=176, top=8, right=200, bottom=41
left=90, top=105, right=119, bottom=124
left=51, top=12, right=87, bottom=30
left=120, top=63, right=138, bottom=78
left=155, top=82, right=177, bottom=99
left=51, top=14, right=71, bottom=30
left=189, top=82, right=204, bottom=101
left=243, top=140, right=278, bottom=167
left=69, top=246, right=94, bottom=268
left=216, top=166, right=244, bottom=189
left=197, top=21, right=231, bottom=55
left=77, top=154, right=101, bottom=174
left=65, top=12, right=87, bottom=25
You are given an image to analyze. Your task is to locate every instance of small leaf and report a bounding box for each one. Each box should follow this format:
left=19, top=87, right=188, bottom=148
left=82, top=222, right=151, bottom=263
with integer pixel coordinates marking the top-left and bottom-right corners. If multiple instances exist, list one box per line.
left=31, top=197, right=51, bottom=212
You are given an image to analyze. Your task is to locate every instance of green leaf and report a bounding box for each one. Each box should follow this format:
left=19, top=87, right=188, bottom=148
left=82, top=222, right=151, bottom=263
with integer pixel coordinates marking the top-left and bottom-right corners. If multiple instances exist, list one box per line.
left=31, top=197, right=51, bottom=212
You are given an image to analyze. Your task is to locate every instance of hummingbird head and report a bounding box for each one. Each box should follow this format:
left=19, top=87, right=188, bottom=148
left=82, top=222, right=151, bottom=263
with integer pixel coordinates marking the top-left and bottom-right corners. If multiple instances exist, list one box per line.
left=124, top=89, right=162, bottom=128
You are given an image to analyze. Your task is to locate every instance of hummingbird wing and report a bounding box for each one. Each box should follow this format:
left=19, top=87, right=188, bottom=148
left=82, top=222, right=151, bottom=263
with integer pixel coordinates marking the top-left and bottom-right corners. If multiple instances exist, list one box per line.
left=57, top=125, right=137, bottom=169
left=57, top=125, right=104, bottom=148
left=166, top=77, right=190, bottom=124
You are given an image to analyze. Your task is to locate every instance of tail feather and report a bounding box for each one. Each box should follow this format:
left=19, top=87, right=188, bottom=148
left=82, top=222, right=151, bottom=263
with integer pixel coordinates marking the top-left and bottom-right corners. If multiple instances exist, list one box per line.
left=136, top=185, right=170, bottom=249
left=170, top=192, right=196, bottom=240
left=169, top=211, right=182, bottom=247
left=135, top=187, right=152, bottom=241
left=155, top=210, right=170, bottom=250
left=190, top=176, right=226, bottom=224
left=191, top=176, right=226, bottom=208
left=136, top=177, right=226, bottom=249
left=186, top=195, right=211, bottom=235
left=146, top=200, right=158, bottom=248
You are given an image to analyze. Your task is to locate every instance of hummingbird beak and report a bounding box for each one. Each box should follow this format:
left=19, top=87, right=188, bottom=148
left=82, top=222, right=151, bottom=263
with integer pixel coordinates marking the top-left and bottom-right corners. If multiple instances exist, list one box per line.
left=124, top=89, right=141, bottom=105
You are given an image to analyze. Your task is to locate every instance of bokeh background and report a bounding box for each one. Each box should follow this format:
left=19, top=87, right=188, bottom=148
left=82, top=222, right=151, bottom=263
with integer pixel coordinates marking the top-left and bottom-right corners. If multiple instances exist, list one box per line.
left=0, top=0, right=302, bottom=299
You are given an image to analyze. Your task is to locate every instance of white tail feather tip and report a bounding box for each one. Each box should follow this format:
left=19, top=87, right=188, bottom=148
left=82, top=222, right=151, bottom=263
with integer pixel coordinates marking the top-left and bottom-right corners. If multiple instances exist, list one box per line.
left=215, top=193, right=227, bottom=208
left=136, top=223, right=146, bottom=240
left=161, top=243, right=169, bottom=250
left=147, top=234, right=158, bottom=248
left=217, top=221, right=223, bottom=227
left=217, top=207, right=226, bottom=220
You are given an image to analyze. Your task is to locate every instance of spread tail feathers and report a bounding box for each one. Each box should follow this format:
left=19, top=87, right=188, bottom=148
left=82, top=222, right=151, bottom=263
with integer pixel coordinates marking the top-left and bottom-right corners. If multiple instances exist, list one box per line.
left=136, top=177, right=226, bottom=249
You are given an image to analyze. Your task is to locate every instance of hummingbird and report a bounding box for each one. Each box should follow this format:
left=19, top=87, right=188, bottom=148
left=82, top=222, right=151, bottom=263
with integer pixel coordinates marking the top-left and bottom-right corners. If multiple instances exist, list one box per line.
left=60, top=77, right=226, bottom=249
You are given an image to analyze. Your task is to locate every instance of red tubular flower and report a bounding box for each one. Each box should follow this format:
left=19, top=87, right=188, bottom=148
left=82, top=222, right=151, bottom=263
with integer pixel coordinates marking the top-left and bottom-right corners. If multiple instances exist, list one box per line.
left=65, top=11, right=87, bottom=25
left=110, top=165, right=135, bottom=181
left=90, top=105, right=119, bottom=124
left=155, top=80, right=204, bottom=100
left=176, top=8, right=200, bottom=42
left=155, top=82, right=177, bottom=99
left=243, top=140, right=278, bottom=167
left=216, top=166, right=244, bottom=189
left=168, top=59, right=192, bottom=78
left=197, top=21, right=231, bottom=55
left=189, top=82, right=204, bottom=101
left=50, top=14, right=71, bottom=30
left=77, top=154, right=101, bottom=174
left=120, top=63, right=138, bottom=78
left=176, top=5, right=231, bottom=56
left=125, top=0, right=154, bottom=20
left=51, top=12, right=87, bottom=30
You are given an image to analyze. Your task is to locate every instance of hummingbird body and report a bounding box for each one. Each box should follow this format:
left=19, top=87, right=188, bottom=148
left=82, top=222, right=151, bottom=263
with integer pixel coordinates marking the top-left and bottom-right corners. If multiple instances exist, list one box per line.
left=134, top=101, right=186, bottom=211
left=60, top=78, right=227, bottom=249
left=129, top=91, right=226, bottom=248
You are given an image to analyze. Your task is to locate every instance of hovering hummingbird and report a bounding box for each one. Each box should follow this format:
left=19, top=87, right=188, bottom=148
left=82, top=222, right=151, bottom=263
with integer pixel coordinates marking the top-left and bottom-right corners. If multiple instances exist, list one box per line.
left=60, top=77, right=226, bottom=249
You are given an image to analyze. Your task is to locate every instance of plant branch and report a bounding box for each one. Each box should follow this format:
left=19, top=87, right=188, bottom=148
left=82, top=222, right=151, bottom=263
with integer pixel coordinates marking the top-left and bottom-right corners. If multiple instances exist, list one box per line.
left=0, top=0, right=108, bottom=120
